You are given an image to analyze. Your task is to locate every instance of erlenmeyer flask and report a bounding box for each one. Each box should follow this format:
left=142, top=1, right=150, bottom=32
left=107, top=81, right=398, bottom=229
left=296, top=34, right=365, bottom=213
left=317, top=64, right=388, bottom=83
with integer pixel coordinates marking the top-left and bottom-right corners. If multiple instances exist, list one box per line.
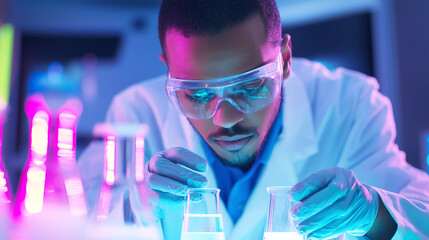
left=87, top=123, right=161, bottom=240
left=181, top=188, right=225, bottom=240
left=264, top=186, right=302, bottom=240
left=91, top=123, right=148, bottom=222
left=12, top=95, right=87, bottom=240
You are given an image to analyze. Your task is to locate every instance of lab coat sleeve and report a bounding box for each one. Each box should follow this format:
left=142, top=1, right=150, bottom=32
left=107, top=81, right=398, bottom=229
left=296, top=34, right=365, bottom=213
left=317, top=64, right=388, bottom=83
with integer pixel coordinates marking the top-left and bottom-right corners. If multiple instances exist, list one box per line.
left=337, top=75, right=429, bottom=239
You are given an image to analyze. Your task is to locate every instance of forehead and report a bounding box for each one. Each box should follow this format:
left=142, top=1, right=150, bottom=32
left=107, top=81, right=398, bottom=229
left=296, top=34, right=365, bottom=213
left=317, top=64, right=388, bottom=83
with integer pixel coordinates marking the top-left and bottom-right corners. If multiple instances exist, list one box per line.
left=165, top=14, right=277, bottom=80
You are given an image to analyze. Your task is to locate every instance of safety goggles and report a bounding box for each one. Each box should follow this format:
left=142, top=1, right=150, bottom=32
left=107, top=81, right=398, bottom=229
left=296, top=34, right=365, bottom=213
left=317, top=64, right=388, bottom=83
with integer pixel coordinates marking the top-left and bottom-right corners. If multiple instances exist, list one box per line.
left=165, top=52, right=283, bottom=120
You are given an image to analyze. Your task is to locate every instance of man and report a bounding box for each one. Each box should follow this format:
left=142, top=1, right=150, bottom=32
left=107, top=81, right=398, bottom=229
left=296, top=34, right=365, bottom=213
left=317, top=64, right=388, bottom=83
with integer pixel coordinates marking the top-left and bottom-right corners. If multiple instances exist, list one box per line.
left=79, top=0, right=429, bottom=239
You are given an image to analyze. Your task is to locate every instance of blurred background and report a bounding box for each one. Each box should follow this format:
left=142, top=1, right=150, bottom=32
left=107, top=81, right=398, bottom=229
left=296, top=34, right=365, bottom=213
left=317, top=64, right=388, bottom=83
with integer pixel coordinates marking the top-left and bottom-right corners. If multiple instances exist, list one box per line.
left=1, top=0, right=428, bottom=192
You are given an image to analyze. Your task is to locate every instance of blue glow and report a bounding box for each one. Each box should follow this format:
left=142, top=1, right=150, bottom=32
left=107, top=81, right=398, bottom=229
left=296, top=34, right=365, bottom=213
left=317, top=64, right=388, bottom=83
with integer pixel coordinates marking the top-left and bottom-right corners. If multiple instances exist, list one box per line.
left=28, top=62, right=79, bottom=95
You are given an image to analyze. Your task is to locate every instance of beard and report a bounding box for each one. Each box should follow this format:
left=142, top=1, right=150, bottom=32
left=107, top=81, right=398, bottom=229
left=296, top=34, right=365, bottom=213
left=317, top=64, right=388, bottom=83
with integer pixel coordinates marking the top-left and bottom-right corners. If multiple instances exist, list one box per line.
left=209, top=123, right=260, bottom=171
left=216, top=147, right=259, bottom=172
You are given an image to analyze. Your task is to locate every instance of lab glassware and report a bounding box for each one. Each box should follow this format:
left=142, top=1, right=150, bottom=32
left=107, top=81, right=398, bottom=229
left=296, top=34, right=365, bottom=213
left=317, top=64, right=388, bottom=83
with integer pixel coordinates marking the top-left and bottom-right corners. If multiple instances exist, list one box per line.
left=181, top=188, right=225, bottom=240
left=14, top=95, right=87, bottom=217
left=91, top=123, right=151, bottom=225
left=11, top=95, right=87, bottom=240
left=264, top=186, right=303, bottom=240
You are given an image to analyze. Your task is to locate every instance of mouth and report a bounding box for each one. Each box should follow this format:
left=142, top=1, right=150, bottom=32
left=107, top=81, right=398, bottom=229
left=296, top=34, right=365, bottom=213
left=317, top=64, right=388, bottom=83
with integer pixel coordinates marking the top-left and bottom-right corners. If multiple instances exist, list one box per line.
left=213, top=134, right=253, bottom=151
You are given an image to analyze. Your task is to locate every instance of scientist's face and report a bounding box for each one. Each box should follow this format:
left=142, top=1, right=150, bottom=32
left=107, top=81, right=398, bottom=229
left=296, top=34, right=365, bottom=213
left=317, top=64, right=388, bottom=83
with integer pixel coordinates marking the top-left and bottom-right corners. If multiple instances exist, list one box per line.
left=162, top=14, right=291, bottom=171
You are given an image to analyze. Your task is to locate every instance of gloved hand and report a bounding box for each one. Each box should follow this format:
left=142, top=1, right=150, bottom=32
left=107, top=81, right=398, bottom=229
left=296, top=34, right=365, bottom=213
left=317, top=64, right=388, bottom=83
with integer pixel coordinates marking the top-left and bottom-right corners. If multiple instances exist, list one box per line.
left=143, top=147, right=208, bottom=220
left=289, top=167, right=379, bottom=239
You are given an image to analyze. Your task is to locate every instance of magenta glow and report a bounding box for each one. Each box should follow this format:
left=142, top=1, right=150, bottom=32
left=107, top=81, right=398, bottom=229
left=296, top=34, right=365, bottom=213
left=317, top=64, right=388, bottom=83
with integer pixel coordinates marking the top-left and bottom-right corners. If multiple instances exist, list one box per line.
left=105, top=136, right=116, bottom=185
left=135, top=137, right=145, bottom=182
left=57, top=108, right=87, bottom=216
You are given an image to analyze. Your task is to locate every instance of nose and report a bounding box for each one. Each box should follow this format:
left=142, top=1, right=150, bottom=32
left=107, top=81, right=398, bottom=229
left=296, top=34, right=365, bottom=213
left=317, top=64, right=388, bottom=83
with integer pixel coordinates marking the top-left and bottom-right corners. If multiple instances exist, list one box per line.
left=212, top=100, right=244, bottom=128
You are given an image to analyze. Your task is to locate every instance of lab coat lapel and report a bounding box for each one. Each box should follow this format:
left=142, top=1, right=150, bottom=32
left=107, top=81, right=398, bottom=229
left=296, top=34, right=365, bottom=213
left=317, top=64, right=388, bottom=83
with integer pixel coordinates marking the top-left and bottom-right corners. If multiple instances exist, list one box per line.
left=230, top=73, right=319, bottom=240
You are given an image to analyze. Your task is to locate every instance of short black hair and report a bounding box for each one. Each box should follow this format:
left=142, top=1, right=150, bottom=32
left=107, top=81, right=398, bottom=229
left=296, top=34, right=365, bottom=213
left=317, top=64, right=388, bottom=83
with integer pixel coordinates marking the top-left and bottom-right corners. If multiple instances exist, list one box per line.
left=158, top=0, right=281, bottom=54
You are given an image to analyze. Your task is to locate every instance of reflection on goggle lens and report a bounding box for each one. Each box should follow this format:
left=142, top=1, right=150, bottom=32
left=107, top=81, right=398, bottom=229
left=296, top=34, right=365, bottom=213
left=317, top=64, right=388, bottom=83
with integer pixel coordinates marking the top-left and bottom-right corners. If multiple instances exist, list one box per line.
left=184, top=77, right=266, bottom=103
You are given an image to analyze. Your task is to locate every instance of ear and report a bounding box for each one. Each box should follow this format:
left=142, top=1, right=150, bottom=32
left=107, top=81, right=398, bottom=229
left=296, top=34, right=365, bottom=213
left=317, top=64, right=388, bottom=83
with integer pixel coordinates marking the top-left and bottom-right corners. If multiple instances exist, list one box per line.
left=159, top=53, right=168, bottom=66
left=281, top=34, right=292, bottom=80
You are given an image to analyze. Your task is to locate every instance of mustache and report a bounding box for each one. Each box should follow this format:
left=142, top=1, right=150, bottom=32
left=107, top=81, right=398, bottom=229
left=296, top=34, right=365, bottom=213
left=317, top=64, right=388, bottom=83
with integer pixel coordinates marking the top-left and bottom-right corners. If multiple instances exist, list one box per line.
left=209, top=125, right=257, bottom=140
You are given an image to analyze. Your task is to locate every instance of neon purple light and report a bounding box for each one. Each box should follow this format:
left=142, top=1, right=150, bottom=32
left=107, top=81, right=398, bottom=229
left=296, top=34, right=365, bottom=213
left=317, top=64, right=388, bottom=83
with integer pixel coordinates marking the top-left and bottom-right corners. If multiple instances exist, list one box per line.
left=57, top=112, right=76, bottom=169
left=0, top=171, right=10, bottom=203
left=135, top=137, right=145, bottom=182
left=57, top=110, right=87, bottom=216
left=13, top=96, right=50, bottom=218
left=21, top=110, right=50, bottom=214
left=58, top=128, right=73, bottom=149
left=105, top=136, right=116, bottom=185
left=30, top=111, right=49, bottom=165
left=64, top=177, right=87, bottom=216
left=0, top=118, right=10, bottom=203
left=97, top=185, right=111, bottom=220
left=0, top=173, right=7, bottom=193
left=24, top=166, right=46, bottom=214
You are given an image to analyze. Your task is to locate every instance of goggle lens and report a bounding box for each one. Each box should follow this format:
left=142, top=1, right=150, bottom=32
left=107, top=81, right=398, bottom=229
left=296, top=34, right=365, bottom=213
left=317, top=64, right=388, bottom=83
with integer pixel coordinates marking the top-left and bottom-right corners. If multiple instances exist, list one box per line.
left=166, top=52, right=283, bottom=119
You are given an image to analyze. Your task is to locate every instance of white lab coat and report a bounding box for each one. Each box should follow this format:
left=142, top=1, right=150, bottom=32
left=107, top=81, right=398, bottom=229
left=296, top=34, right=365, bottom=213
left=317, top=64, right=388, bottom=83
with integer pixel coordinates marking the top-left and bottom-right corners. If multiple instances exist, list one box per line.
left=78, top=58, right=429, bottom=240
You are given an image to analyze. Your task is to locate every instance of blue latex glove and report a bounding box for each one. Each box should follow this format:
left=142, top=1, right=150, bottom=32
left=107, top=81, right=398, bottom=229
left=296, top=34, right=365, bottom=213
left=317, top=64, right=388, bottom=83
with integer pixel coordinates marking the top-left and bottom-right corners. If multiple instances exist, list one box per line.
left=143, top=147, right=208, bottom=220
left=289, top=167, right=379, bottom=239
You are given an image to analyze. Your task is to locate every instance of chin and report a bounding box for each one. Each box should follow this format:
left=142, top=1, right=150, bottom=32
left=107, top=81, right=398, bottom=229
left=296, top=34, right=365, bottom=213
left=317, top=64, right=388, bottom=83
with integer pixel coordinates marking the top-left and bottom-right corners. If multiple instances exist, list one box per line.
left=206, top=135, right=261, bottom=171
left=215, top=147, right=258, bottom=171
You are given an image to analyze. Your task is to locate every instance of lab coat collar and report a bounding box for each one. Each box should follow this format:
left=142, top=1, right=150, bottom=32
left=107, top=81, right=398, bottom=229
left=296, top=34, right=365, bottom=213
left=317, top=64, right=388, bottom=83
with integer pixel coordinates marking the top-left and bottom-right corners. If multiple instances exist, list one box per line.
left=281, top=70, right=319, bottom=162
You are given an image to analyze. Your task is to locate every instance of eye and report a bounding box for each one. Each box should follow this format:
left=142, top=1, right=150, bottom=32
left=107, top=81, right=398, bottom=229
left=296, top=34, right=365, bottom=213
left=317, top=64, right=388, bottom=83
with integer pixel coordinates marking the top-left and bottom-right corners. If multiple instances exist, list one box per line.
left=241, top=78, right=265, bottom=94
left=184, top=89, right=215, bottom=103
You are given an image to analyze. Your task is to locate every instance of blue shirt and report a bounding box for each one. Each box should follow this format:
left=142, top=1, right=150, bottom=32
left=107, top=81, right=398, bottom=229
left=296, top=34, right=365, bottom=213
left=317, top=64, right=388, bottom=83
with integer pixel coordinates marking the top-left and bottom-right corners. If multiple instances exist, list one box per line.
left=202, top=106, right=283, bottom=223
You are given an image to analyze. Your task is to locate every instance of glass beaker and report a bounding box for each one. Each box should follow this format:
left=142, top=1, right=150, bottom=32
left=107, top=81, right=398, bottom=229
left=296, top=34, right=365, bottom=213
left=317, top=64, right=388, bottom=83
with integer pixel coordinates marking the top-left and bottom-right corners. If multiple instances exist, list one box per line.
left=91, top=123, right=152, bottom=225
left=264, top=186, right=303, bottom=240
left=181, top=188, right=225, bottom=240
